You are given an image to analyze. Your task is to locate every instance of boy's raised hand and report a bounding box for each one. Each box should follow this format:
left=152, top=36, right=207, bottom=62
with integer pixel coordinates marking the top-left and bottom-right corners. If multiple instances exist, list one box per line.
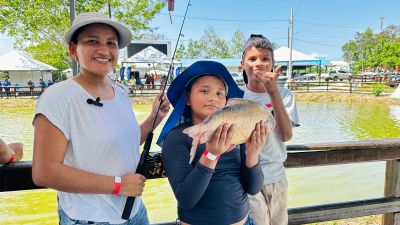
left=255, top=65, right=283, bottom=94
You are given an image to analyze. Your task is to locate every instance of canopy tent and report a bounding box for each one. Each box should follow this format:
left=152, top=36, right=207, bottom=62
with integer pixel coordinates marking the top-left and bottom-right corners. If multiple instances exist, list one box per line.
left=121, top=46, right=179, bottom=80
left=274, top=46, right=329, bottom=66
left=0, top=51, right=57, bottom=84
left=180, top=47, right=331, bottom=70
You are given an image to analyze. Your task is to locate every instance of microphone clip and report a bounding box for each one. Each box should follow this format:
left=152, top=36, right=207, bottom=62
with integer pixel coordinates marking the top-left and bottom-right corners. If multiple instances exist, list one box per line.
left=87, top=97, right=103, bottom=107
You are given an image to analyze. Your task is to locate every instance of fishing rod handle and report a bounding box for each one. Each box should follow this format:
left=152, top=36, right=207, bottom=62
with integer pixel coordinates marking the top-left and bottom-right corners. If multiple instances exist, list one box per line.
left=121, top=132, right=154, bottom=219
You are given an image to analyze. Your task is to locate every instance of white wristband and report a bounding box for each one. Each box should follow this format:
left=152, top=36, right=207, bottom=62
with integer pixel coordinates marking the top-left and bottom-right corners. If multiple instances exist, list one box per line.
left=203, top=149, right=220, bottom=161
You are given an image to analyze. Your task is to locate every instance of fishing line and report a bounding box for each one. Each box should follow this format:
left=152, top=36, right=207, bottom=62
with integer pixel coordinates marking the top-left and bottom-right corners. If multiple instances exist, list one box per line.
left=121, top=0, right=192, bottom=219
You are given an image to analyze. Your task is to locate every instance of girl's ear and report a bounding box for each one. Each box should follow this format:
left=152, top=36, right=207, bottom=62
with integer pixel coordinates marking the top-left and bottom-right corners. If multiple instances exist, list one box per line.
left=186, top=95, right=191, bottom=106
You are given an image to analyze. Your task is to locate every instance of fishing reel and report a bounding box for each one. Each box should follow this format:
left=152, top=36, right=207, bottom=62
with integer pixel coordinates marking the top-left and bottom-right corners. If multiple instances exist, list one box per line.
left=143, top=151, right=166, bottom=179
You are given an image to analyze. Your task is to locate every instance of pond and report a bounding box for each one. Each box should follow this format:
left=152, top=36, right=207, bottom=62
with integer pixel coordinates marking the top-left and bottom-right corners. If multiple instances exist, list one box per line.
left=0, top=101, right=400, bottom=224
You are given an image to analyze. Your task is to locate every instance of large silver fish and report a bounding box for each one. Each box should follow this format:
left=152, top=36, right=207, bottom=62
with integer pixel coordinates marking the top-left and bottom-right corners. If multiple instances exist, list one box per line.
left=183, top=98, right=275, bottom=164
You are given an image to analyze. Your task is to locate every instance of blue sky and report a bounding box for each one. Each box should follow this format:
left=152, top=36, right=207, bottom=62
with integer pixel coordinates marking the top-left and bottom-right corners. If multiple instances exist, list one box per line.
left=1, top=0, right=399, bottom=60
left=146, top=0, right=400, bottom=60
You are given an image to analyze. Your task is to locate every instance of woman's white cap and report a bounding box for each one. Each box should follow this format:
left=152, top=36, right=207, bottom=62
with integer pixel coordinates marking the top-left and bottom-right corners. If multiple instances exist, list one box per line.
left=65, top=12, right=132, bottom=49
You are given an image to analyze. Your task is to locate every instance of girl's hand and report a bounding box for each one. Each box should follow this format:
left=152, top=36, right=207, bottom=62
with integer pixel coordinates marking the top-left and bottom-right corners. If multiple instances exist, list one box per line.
left=8, top=143, right=23, bottom=161
left=245, top=121, right=268, bottom=167
left=255, top=65, right=282, bottom=94
left=206, top=123, right=236, bottom=156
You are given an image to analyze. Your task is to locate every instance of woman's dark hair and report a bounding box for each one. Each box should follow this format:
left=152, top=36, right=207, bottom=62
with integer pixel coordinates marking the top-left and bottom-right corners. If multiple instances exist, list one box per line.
left=69, top=24, right=120, bottom=44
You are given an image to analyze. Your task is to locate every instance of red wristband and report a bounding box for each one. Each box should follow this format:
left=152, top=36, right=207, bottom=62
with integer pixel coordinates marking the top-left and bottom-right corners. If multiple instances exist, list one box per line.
left=112, top=176, right=121, bottom=195
left=203, top=149, right=220, bottom=161
left=8, top=151, right=15, bottom=163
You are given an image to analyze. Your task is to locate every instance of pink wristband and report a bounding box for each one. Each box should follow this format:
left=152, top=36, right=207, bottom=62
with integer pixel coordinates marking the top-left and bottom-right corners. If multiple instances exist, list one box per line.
left=112, top=176, right=121, bottom=195
left=8, top=151, right=15, bottom=163
left=203, top=149, right=220, bottom=161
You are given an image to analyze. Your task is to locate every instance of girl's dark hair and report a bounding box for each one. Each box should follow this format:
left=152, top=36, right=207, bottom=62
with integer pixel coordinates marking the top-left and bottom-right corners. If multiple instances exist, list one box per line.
left=241, top=34, right=275, bottom=84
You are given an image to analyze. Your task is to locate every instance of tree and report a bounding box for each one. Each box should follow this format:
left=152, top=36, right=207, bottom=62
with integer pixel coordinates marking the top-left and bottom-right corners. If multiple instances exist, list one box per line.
left=230, top=29, right=247, bottom=58
left=0, top=0, right=165, bottom=71
left=199, top=26, right=231, bottom=58
left=185, top=39, right=204, bottom=59
left=175, top=43, right=186, bottom=61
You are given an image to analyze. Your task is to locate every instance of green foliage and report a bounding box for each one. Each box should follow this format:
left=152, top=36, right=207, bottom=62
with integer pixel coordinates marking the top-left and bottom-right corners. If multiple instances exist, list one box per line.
left=0, top=0, right=165, bottom=70
left=372, top=83, right=384, bottom=96
left=342, top=25, right=400, bottom=72
left=178, top=26, right=279, bottom=59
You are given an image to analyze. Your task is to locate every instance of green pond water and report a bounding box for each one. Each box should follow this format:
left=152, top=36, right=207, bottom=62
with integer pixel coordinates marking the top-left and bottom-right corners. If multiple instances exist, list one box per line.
left=0, top=101, right=400, bottom=224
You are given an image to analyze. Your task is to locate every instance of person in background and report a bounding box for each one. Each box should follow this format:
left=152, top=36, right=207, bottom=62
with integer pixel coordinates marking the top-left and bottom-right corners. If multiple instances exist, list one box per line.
left=32, top=12, right=170, bottom=225
left=47, top=80, right=54, bottom=87
left=0, top=138, right=23, bottom=164
left=39, top=79, right=47, bottom=88
left=3, top=78, right=11, bottom=98
left=240, top=34, right=300, bottom=225
left=159, top=60, right=268, bottom=225
left=28, top=80, right=35, bottom=96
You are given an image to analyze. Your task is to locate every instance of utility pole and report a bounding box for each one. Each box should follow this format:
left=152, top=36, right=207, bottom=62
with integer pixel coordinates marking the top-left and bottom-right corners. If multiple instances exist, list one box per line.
left=380, top=17, right=384, bottom=32
left=108, top=1, right=112, bottom=18
left=288, top=6, right=294, bottom=80
left=69, top=0, right=78, bottom=76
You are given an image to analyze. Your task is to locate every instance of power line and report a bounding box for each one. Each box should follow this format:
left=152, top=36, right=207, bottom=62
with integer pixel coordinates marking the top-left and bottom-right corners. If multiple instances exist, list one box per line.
left=159, top=13, right=288, bottom=23
left=296, top=20, right=365, bottom=29
left=294, top=38, right=341, bottom=48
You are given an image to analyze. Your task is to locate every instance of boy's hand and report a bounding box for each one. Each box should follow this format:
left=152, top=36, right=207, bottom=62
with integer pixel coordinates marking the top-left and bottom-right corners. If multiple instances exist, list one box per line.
left=255, top=65, right=282, bottom=94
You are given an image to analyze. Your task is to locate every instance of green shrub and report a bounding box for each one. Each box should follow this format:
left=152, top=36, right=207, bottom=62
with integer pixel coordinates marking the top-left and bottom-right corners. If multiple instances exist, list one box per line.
left=372, top=83, right=384, bottom=96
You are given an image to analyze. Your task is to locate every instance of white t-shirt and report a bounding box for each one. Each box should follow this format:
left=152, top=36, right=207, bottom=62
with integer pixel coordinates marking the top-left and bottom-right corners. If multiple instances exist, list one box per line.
left=35, top=79, right=142, bottom=223
left=241, top=85, right=300, bottom=184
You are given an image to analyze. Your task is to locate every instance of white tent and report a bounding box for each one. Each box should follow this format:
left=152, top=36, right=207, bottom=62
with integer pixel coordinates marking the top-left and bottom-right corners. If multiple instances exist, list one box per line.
left=0, top=51, right=57, bottom=84
left=274, top=46, right=320, bottom=66
left=121, top=46, right=179, bottom=79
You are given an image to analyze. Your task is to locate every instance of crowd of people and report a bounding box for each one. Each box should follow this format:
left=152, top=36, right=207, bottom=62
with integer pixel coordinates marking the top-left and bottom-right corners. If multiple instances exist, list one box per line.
left=2, top=11, right=300, bottom=225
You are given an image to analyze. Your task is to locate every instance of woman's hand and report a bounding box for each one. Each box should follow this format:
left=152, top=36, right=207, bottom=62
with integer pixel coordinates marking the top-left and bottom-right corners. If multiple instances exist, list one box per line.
left=151, top=92, right=170, bottom=121
left=206, top=123, right=236, bottom=156
left=255, top=65, right=282, bottom=94
left=245, top=121, right=268, bottom=167
left=119, top=173, right=147, bottom=197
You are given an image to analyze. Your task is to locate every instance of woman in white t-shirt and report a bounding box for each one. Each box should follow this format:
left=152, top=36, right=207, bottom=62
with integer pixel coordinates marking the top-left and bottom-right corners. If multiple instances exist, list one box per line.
left=32, top=12, right=170, bottom=225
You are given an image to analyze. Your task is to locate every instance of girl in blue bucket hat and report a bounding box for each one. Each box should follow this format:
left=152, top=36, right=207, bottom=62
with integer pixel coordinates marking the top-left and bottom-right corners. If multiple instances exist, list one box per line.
left=159, top=60, right=268, bottom=225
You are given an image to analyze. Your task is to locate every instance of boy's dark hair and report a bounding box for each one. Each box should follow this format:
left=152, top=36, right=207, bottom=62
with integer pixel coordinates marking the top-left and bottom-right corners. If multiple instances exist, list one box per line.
left=242, top=34, right=275, bottom=84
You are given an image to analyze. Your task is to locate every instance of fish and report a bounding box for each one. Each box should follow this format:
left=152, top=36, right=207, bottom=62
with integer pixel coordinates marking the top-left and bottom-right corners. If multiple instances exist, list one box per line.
left=183, top=98, right=275, bottom=164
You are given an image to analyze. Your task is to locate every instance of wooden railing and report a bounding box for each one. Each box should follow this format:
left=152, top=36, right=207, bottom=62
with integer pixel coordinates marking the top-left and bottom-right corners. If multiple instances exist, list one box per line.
left=2, top=139, right=400, bottom=224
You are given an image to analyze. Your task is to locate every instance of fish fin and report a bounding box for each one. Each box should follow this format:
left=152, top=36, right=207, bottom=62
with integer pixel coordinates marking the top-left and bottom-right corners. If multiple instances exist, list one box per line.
left=189, top=131, right=207, bottom=164
left=189, top=136, right=199, bottom=164
left=226, top=98, right=243, bottom=107
left=183, top=124, right=201, bottom=139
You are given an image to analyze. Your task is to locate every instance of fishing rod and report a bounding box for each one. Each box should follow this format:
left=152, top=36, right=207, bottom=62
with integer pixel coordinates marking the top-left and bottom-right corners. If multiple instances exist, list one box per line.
left=121, top=0, right=191, bottom=220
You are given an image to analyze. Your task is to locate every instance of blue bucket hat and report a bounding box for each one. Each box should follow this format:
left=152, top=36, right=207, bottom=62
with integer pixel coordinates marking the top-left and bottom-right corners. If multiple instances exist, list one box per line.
left=157, top=60, right=244, bottom=146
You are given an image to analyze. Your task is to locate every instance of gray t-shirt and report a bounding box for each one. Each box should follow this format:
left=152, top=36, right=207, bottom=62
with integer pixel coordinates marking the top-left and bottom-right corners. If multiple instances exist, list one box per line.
left=242, top=85, right=300, bottom=184
left=35, top=79, right=142, bottom=223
